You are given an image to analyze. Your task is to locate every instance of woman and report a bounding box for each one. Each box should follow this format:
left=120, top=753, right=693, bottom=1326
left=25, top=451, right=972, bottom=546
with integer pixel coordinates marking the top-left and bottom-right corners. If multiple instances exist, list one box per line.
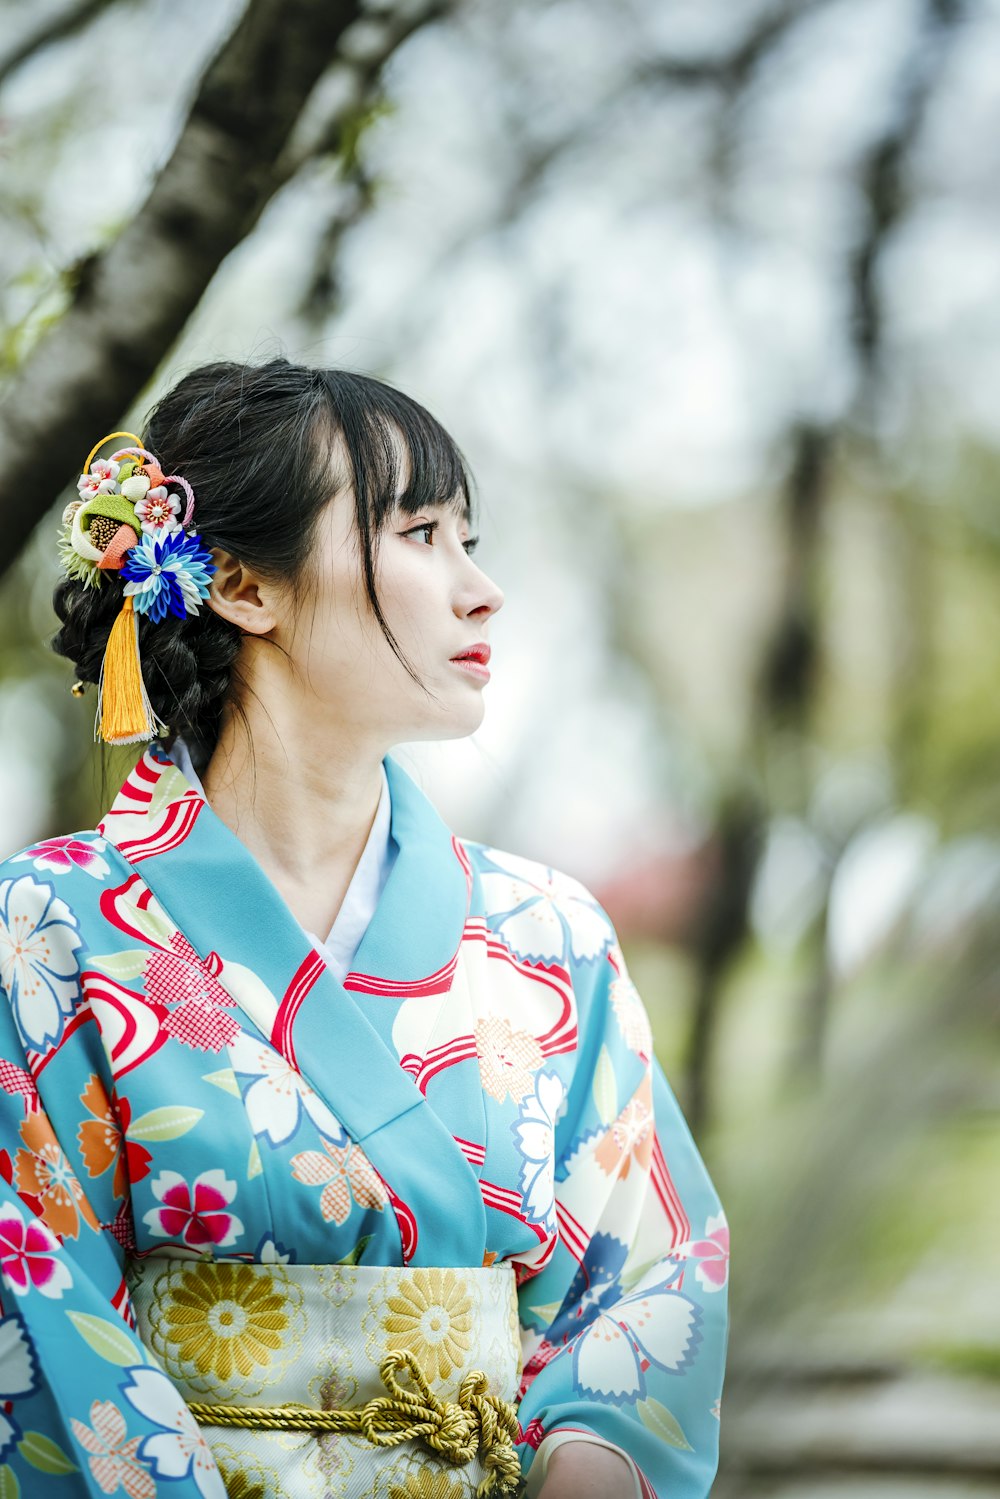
left=0, top=359, right=728, bottom=1498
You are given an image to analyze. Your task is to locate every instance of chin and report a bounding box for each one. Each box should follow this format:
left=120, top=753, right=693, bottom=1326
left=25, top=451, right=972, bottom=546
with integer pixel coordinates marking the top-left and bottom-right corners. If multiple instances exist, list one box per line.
left=406, top=700, right=487, bottom=744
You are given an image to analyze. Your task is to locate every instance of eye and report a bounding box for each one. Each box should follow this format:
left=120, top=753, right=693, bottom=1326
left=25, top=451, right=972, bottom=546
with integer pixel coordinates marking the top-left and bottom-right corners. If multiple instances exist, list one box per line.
left=404, top=520, right=480, bottom=555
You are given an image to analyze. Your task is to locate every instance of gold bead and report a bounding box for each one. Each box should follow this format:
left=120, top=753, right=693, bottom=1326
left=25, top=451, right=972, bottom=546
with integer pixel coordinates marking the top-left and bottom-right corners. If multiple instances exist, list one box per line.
left=88, top=514, right=120, bottom=552
left=70, top=680, right=86, bottom=697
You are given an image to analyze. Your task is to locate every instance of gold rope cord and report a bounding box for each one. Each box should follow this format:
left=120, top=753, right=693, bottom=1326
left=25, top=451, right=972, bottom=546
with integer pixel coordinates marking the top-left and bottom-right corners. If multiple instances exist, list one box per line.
left=187, top=1348, right=523, bottom=1498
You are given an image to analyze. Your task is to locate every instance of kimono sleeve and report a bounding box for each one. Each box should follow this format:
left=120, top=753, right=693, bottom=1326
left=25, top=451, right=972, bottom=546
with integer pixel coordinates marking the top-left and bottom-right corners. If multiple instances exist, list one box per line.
left=514, top=918, right=729, bottom=1499
left=0, top=978, right=226, bottom=1499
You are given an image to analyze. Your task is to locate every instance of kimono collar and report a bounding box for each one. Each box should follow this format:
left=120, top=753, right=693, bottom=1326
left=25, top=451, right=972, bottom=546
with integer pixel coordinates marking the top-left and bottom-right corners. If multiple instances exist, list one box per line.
left=98, top=738, right=470, bottom=986
left=163, top=733, right=398, bottom=974
left=97, top=739, right=485, bottom=1261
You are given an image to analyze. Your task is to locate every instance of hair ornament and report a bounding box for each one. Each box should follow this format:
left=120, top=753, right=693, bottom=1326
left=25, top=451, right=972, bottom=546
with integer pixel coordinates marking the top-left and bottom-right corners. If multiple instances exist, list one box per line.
left=59, top=429, right=217, bottom=747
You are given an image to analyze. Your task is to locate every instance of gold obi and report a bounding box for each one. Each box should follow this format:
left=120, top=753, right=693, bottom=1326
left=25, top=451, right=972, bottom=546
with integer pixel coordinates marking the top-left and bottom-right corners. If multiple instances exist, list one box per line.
left=127, top=1255, right=526, bottom=1499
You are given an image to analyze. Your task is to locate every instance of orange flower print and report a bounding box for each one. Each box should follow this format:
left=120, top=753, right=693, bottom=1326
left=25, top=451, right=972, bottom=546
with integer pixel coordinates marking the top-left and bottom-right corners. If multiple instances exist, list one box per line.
left=475, top=1014, right=543, bottom=1103
left=14, top=1110, right=99, bottom=1240
left=290, top=1138, right=387, bottom=1226
left=77, top=1074, right=127, bottom=1200
left=595, top=1073, right=654, bottom=1181
left=70, top=1399, right=155, bottom=1499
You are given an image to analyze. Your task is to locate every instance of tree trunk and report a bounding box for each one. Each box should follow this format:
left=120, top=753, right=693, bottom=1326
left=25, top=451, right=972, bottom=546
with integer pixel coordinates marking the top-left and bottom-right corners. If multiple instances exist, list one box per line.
left=0, top=0, right=437, bottom=577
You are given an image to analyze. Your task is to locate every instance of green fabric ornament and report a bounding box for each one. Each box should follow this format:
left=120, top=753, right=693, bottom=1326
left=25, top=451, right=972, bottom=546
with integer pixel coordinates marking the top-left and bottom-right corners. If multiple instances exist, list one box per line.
left=77, top=492, right=141, bottom=533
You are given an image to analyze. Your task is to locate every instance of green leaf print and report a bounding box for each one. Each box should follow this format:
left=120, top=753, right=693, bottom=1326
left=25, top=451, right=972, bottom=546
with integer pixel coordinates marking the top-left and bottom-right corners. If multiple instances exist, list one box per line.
left=86, top=950, right=149, bottom=980
left=336, top=1235, right=372, bottom=1265
left=203, top=1067, right=241, bottom=1096
left=18, top=1433, right=77, bottom=1475
left=593, top=1043, right=618, bottom=1125
left=638, top=1396, right=693, bottom=1450
left=126, top=1106, right=204, bottom=1142
left=67, top=1312, right=142, bottom=1367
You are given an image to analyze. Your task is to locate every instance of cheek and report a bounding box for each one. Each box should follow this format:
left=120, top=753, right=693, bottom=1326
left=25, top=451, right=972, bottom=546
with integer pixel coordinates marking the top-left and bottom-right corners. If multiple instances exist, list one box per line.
left=375, top=555, right=438, bottom=631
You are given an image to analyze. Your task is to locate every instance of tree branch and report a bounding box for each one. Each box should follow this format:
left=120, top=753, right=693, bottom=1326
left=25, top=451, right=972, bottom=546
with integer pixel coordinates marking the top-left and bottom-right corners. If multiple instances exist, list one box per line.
left=0, top=0, right=118, bottom=93
left=0, top=0, right=446, bottom=585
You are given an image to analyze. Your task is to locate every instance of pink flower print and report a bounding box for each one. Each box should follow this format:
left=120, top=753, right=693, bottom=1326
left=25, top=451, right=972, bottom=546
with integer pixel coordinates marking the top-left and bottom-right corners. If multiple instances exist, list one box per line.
left=11, top=835, right=110, bottom=881
left=142, top=1169, right=244, bottom=1250
left=71, top=1399, right=155, bottom=1499
left=0, top=1204, right=72, bottom=1299
left=687, top=1212, right=729, bottom=1293
left=145, top=933, right=239, bottom=1052
left=133, top=487, right=181, bottom=537
left=290, top=1138, right=387, bottom=1226
left=77, top=458, right=119, bottom=499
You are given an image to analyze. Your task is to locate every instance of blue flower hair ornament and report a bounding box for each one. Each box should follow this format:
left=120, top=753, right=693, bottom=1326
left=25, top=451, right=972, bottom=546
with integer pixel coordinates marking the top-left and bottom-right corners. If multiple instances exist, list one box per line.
left=119, top=529, right=216, bottom=625
left=60, top=429, right=218, bottom=747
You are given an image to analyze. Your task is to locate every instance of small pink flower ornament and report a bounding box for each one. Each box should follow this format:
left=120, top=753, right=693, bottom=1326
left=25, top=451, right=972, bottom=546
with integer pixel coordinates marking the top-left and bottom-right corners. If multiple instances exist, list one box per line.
left=77, top=457, right=120, bottom=499
left=132, top=483, right=182, bottom=536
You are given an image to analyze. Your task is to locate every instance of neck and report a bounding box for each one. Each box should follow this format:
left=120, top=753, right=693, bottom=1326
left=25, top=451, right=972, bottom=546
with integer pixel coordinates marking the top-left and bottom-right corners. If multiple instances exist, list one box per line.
left=199, top=703, right=386, bottom=892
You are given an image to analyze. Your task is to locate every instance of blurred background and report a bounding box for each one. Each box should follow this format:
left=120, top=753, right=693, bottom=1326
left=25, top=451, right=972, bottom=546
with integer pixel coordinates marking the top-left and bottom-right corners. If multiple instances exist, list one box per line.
left=1, top=0, right=998, bottom=1493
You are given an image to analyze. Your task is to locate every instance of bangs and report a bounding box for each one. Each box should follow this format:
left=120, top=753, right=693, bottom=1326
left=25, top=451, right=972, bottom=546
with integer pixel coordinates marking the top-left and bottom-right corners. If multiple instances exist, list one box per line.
left=317, top=370, right=476, bottom=531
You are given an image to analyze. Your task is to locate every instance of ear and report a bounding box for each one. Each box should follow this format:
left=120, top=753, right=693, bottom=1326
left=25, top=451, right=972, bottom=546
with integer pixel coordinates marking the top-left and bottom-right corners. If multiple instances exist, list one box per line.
left=205, top=548, right=279, bottom=636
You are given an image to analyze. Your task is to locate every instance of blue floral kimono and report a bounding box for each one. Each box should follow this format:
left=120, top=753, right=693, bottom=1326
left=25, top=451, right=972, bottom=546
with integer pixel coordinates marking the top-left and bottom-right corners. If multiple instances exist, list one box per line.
left=0, top=739, right=728, bottom=1497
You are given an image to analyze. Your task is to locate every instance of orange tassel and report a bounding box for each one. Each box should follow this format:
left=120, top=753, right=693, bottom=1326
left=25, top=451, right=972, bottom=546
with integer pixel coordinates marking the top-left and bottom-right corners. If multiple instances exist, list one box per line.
left=95, top=596, right=168, bottom=745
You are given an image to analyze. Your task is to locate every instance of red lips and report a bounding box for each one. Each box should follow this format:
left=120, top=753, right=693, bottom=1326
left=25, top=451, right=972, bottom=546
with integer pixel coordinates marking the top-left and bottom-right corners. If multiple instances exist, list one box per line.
left=451, top=643, right=491, bottom=664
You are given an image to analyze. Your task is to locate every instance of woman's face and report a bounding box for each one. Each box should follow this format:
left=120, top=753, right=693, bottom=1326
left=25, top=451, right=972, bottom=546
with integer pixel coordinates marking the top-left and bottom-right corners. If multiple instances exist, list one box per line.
left=265, top=441, right=505, bottom=751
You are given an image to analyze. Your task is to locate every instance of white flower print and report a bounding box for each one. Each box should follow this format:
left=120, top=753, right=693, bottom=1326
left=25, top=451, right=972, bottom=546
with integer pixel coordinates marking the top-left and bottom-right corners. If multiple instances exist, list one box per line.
left=511, top=1069, right=566, bottom=1229
left=0, top=875, right=83, bottom=1052
left=228, top=1031, right=347, bottom=1148
left=609, top=970, right=653, bottom=1055
left=0, top=1312, right=40, bottom=1462
left=478, top=848, right=613, bottom=965
left=572, top=1266, right=702, bottom=1404
left=256, top=1233, right=294, bottom=1264
left=121, top=1366, right=225, bottom=1498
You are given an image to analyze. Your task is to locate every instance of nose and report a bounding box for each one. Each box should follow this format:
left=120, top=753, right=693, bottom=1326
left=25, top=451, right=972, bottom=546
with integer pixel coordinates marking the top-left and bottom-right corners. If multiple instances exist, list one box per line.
left=468, top=564, right=503, bottom=622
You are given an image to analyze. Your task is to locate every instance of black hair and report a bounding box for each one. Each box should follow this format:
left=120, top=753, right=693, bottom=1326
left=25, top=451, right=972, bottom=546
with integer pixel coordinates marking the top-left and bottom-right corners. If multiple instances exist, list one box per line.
left=51, top=358, right=478, bottom=776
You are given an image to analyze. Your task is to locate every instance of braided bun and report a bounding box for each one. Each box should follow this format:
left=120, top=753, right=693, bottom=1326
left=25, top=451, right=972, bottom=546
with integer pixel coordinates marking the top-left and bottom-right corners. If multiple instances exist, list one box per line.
left=51, top=574, right=242, bottom=773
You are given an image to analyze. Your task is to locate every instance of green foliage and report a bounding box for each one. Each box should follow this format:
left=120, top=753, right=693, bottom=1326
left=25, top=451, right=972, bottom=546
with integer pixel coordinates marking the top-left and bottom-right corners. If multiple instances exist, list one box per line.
left=338, top=94, right=397, bottom=179
left=923, top=1343, right=1000, bottom=1383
